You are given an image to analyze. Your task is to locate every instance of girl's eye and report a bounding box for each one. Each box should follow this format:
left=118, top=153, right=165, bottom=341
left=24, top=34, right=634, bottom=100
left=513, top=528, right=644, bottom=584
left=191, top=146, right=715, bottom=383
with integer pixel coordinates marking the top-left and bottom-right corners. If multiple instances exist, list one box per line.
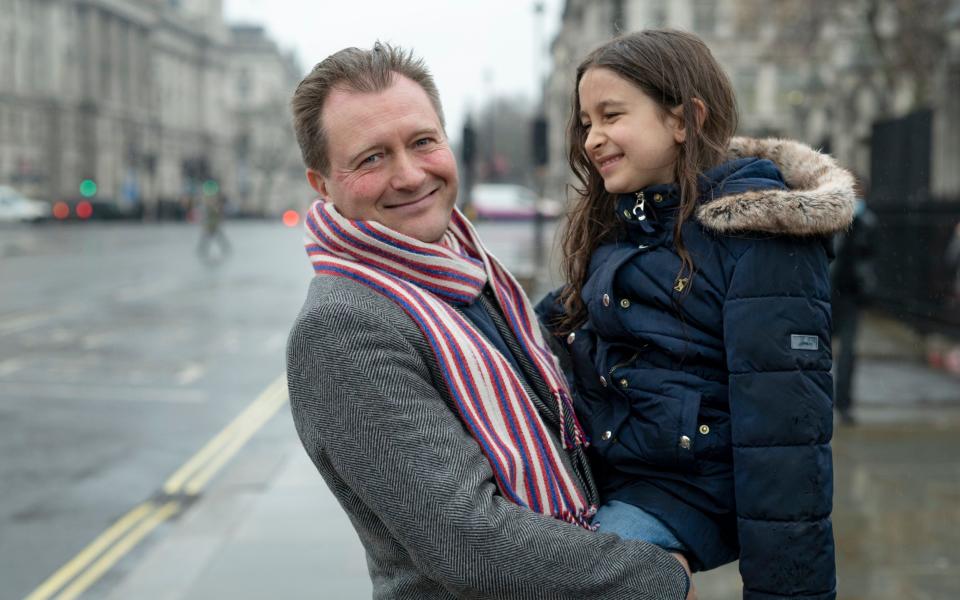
left=604, top=113, right=620, bottom=120
left=581, top=122, right=591, bottom=130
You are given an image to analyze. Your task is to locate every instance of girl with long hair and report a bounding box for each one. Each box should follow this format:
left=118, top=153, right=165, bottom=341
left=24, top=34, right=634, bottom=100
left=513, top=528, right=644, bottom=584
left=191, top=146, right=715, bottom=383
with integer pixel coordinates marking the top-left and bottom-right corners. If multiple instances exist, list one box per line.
left=539, top=30, right=854, bottom=599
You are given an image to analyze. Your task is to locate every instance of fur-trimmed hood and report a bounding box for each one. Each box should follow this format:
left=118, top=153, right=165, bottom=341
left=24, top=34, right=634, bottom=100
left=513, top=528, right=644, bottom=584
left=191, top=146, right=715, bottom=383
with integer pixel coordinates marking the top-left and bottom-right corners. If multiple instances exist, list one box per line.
left=696, top=137, right=856, bottom=236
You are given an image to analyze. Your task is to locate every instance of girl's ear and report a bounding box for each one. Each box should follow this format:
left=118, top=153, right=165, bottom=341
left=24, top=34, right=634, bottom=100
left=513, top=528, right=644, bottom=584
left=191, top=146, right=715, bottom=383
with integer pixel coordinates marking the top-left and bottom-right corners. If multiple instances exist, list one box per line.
left=669, top=98, right=708, bottom=144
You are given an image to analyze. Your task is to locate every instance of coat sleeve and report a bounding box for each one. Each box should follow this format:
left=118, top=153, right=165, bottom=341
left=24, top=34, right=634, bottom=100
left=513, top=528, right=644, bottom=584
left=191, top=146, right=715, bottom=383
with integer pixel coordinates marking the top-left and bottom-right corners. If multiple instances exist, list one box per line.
left=286, top=295, right=689, bottom=600
left=722, top=238, right=837, bottom=600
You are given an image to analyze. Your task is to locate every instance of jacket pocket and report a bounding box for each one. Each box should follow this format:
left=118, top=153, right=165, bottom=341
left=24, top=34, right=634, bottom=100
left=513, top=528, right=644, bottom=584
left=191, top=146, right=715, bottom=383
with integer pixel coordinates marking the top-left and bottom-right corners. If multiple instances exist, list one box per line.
left=692, top=402, right=732, bottom=463
left=608, top=386, right=702, bottom=474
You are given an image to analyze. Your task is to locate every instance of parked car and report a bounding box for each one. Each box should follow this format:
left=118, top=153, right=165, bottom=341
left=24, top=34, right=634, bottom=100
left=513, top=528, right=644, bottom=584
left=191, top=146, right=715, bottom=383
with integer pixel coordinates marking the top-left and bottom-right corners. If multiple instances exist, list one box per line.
left=0, top=186, right=49, bottom=223
left=465, top=183, right=562, bottom=221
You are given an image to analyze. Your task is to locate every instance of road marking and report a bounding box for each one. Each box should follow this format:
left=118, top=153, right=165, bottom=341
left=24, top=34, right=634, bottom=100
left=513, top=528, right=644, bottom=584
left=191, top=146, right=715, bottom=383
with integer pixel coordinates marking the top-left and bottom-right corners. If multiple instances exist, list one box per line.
left=22, top=502, right=157, bottom=600
left=183, top=383, right=287, bottom=495
left=0, top=313, right=51, bottom=336
left=0, top=382, right=207, bottom=404
left=113, top=280, right=180, bottom=303
left=21, top=374, right=289, bottom=600
left=163, top=374, right=287, bottom=495
left=263, top=332, right=286, bottom=353
left=0, top=358, right=23, bottom=377
left=176, top=364, right=205, bottom=386
left=54, top=501, right=181, bottom=600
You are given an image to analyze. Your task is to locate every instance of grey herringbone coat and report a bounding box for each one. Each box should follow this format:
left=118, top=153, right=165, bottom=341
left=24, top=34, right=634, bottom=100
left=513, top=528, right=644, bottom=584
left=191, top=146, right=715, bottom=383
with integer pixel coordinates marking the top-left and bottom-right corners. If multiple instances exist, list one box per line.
left=287, top=276, right=689, bottom=599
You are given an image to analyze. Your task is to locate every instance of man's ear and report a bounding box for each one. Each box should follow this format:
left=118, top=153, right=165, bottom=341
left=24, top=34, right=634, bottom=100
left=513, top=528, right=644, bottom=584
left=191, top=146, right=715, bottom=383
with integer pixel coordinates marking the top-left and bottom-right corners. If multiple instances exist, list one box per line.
left=669, top=98, right=708, bottom=144
left=305, top=169, right=329, bottom=198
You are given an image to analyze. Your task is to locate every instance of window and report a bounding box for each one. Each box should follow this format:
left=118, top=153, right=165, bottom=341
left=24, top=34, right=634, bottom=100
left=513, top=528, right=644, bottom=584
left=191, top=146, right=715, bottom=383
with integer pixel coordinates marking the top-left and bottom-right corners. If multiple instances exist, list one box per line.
left=735, top=67, right=757, bottom=115
left=693, top=0, right=717, bottom=35
left=649, top=0, right=668, bottom=27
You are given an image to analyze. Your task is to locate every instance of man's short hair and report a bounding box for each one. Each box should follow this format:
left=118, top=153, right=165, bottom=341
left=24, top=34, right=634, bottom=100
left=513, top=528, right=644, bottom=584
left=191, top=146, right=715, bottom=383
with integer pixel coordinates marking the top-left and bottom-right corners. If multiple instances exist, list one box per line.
left=291, top=42, right=446, bottom=175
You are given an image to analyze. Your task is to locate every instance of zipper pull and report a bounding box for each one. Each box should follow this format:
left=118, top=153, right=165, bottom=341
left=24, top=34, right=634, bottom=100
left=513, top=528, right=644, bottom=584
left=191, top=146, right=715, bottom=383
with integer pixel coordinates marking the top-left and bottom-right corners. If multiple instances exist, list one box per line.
left=632, top=191, right=646, bottom=221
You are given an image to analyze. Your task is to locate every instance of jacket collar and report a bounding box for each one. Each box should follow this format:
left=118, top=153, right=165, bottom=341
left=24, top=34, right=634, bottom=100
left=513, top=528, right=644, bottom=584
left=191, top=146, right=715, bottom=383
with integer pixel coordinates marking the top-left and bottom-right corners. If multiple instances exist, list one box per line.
left=695, top=137, right=856, bottom=236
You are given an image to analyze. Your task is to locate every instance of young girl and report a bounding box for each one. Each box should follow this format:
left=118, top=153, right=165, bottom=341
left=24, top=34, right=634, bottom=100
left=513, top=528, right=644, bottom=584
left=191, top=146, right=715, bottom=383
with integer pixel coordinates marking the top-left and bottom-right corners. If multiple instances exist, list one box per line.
left=539, top=30, right=854, bottom=599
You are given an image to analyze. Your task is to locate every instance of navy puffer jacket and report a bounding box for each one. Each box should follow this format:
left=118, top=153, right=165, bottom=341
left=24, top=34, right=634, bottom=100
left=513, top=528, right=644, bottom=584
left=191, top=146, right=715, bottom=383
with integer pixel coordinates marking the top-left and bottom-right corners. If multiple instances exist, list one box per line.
left=539, top=138, right=855, bottom=600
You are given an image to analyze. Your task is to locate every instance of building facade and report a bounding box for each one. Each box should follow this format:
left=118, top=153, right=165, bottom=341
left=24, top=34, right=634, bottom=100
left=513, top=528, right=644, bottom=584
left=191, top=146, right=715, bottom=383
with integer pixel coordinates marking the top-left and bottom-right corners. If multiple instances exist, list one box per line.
left=224, top=25, right=304, bottom=216
left=543, top=0, right=960, bottom=200
left=0, top=0, right=301, bottom=217
left=543, top=0, right=784, bottom=200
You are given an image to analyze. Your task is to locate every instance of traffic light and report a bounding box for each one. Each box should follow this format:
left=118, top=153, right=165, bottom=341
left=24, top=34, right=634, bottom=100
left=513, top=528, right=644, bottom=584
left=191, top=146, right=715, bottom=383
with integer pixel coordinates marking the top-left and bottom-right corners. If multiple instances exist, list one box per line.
left=79, top=179, right=97, bottom=198
left=462, top=119, right=476, bottom=166
left=532, top=115, right=548, bottom=166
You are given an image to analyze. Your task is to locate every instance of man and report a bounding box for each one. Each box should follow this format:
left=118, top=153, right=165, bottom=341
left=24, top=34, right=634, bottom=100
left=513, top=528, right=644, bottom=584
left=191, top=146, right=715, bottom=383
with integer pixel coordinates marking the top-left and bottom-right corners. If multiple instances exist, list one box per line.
left=831, top=195, right=877, bottom=425
left=286, top=42, right=690, bottom=599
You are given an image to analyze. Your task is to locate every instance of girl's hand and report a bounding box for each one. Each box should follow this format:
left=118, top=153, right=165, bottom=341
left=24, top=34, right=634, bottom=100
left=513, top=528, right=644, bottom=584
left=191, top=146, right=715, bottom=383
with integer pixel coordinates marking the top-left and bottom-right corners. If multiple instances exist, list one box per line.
left=669, top=552, right=697, bottom=600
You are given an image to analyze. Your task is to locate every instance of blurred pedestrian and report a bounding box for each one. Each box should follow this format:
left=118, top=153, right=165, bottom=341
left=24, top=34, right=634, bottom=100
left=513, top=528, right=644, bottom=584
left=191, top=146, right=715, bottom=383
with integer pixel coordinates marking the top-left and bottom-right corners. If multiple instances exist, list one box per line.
left=537, top=30, right=854, bottom=600
left=831, top=194, right=878, bottom=425
left=196, top=192, right=231, bottom=261
left=946, top=222, right=960, bottom=301
left=285, top=42, right=690, bottom=599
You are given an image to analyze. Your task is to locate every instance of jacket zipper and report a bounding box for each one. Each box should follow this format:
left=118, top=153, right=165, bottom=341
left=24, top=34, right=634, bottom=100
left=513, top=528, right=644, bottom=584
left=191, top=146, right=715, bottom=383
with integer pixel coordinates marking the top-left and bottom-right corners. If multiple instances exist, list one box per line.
left=632, top=191, right=647, bottom=221
left=608, top=344, right=648, bottom=381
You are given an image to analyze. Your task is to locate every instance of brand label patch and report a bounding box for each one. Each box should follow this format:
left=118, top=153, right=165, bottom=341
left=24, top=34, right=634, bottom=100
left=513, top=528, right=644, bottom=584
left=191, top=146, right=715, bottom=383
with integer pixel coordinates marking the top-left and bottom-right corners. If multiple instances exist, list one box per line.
left=791, top=334, right=819, bottom=351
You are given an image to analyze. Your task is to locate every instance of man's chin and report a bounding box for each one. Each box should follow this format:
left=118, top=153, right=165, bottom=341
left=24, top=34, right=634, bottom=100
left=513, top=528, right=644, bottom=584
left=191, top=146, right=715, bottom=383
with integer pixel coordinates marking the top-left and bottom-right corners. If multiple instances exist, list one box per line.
left=395, top=216, right=452, bottom=244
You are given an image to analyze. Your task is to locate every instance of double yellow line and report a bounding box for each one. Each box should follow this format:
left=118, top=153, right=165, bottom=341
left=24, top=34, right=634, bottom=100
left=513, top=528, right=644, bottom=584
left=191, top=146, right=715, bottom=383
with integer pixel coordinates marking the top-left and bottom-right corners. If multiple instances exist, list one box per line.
left=24, top=375, right=289, bottom=600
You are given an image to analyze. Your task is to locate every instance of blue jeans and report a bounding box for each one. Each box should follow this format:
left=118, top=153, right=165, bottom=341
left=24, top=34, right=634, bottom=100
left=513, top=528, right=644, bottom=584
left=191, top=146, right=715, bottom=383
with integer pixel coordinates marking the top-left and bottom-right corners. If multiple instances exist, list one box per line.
left=593, top=500, right=687, bottom=553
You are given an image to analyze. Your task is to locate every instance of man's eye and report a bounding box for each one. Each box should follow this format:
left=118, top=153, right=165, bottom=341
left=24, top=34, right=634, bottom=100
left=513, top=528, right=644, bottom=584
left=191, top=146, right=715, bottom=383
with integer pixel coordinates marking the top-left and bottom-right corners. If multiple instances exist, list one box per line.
left=415, top=138, right=435, bottom=147
left=360, top=154, right=381, bottom=166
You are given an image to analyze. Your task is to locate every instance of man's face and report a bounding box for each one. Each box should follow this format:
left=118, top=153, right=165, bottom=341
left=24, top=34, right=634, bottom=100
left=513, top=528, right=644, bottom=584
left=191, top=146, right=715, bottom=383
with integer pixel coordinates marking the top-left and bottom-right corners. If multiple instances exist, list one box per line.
left=306, top=76, right=458, bottom=243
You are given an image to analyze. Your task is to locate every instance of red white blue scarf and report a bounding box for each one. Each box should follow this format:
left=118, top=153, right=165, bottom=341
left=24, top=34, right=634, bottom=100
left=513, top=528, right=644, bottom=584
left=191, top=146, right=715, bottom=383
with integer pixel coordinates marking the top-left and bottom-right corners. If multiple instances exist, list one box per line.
left=303, top=199, right=594, bottom=528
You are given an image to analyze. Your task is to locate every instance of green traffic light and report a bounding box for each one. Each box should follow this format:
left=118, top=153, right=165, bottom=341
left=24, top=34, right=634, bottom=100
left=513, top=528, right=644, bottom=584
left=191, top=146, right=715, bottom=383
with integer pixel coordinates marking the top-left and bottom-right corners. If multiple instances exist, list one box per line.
left=202, top=180, right=220, bottom=196
left=80, top=179, right=97, bottom=198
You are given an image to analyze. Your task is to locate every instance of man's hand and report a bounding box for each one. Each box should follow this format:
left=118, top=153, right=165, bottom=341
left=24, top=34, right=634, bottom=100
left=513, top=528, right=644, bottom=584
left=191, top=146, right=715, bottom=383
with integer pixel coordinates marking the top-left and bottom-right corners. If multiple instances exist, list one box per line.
left=670, top=552, right=697, bottom=600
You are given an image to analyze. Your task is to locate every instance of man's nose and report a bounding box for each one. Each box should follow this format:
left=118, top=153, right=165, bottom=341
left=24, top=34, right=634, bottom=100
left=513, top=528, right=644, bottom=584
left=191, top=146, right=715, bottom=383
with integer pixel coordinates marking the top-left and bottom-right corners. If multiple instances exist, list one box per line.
left=390, top=151, right=427, bottom=191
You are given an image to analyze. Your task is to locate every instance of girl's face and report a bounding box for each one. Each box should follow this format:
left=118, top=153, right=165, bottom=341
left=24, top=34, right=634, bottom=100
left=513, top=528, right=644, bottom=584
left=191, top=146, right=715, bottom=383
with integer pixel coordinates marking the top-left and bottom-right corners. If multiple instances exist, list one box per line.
left=578, top=67, right=685, bottom=194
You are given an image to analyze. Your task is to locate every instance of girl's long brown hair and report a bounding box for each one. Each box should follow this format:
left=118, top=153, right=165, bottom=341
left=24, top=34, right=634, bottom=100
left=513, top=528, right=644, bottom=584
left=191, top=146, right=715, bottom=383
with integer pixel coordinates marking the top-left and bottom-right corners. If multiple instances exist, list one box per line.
left=557, top=29, right=738, bottom=333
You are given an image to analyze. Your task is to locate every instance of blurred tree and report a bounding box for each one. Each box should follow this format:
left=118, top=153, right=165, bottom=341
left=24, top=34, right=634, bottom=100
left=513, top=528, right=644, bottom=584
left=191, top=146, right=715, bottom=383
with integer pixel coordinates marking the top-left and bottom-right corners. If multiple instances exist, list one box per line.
left=745, top=0, right=956, bottom=116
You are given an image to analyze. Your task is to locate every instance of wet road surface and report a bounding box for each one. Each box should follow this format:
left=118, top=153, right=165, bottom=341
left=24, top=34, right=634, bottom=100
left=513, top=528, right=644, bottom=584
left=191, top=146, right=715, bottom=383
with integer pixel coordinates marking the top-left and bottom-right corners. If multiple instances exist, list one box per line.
left=3, top=219, right=959, bottom=599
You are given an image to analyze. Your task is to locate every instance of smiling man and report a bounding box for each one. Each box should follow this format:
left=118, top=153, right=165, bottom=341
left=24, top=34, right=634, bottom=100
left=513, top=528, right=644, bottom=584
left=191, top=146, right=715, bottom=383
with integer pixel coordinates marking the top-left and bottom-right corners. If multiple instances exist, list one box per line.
left=285, top=42, right=690, bottom=600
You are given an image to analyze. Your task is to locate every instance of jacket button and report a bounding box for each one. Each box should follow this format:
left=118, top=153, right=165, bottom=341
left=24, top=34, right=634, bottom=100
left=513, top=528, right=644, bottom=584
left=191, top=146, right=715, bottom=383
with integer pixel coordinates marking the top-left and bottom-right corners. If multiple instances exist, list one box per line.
left=599, top=376, right=607, bottom=387
left=679, top=435, right=691, bottom=450
left=601, top=430, right=612, bottom=441
left=619, top=378, right=628, bottom=388
left=699, top=424, right=710, bottom=435
left=602, top=294, right=610, bottom=307
left=619, top=298, right=630, bottom=309
left=566, top=332, right=576, bottom=345
left=623, top=209, right=632, bottom=219
left=653, top=193, right=663, bottom=202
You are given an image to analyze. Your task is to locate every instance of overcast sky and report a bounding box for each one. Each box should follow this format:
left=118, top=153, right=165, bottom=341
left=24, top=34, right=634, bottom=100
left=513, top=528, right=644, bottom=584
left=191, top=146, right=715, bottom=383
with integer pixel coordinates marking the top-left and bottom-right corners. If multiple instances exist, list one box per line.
left=223, top=0, right=565, bottom=144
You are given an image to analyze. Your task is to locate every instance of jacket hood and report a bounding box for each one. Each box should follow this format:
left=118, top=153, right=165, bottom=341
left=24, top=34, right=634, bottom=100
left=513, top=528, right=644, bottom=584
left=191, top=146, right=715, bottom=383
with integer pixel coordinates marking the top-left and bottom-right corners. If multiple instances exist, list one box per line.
left=696, top=137, right=856, bottom=236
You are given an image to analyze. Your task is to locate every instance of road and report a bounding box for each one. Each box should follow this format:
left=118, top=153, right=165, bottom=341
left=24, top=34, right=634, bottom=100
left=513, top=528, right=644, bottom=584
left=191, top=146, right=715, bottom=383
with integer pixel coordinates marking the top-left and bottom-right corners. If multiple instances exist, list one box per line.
left=3, top=219, right=959, bottom=600
left=1, top=218, right=560, bottom=600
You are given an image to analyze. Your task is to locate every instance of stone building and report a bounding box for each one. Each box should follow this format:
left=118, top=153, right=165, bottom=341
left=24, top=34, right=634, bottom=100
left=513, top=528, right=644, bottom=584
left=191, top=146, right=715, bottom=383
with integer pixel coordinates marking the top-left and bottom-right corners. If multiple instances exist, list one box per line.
left=543, top=0, right=960, bottom=200
left=224, top=25, right=305, bottom=216
left=0, top=0, right=299, bottom=216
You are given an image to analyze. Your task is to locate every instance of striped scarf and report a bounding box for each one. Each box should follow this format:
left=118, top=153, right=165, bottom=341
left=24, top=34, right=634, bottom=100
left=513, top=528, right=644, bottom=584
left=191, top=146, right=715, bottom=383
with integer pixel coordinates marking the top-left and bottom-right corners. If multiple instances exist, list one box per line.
left=303, top=199, right=595, bottom=528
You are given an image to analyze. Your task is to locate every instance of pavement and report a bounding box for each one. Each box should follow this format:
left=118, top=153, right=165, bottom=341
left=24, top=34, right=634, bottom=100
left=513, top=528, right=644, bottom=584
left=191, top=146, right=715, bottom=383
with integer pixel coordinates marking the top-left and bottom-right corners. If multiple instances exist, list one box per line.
left=76, top=304, right=960, bottom=600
